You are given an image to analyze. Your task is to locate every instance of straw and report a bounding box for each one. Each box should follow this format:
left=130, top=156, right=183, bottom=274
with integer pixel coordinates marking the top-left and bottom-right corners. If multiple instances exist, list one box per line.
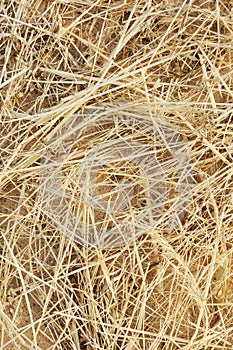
left=1, top=0, right=233, bottom=349
left=40, top=106, right=194, bottom=248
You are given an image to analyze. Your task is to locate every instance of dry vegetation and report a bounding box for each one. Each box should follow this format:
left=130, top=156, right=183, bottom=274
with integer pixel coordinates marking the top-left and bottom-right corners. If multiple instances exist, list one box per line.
left=1, top=0, right=233, bottom=349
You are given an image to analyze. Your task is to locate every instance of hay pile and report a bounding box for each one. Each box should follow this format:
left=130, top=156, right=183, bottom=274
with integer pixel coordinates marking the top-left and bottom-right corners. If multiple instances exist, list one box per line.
left=0, top=0, right=233, bottom=349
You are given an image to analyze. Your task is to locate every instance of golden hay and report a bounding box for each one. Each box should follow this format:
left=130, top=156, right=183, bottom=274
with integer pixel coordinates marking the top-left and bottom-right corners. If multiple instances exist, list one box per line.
left=0, top=0, right=233, bottom=349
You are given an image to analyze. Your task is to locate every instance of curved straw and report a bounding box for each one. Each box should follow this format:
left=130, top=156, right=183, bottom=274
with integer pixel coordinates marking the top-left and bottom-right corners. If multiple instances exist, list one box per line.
left=40, top=105, right=194, bottom=248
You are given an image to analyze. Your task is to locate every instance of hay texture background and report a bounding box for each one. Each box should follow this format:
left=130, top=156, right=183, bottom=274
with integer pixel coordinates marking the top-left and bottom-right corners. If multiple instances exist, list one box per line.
left=0, top=0, right=233, bottom=349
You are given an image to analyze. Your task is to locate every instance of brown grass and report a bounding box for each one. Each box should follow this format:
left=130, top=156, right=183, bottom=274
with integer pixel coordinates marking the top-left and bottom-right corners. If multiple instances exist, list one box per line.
left=1, top=0, right=233, bottom=349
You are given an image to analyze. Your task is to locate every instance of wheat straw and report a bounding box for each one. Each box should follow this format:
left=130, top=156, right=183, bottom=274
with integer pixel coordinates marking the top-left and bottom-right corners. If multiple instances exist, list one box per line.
left=0, top=0, right=233, bottom=349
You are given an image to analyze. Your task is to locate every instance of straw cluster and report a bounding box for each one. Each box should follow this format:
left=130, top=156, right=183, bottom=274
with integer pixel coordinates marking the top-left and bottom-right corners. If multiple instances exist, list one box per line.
left=0, top=1, right=233, bottom=349
left=40, top=105, right=194, bottom=248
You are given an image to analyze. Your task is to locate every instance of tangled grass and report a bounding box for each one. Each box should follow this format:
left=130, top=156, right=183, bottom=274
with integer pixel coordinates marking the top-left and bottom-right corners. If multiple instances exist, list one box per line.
left=0, top=0, right=233, bottom=349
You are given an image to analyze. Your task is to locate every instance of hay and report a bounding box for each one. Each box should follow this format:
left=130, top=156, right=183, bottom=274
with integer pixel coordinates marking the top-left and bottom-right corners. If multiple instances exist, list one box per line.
left=0, top=0, right=233, bottom=349
left=39, top=106, right=194, bottom=248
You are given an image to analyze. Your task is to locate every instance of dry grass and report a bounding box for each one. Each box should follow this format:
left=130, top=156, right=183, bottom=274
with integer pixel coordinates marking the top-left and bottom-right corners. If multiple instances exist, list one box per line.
left=1, top=0, right=233, bottom=349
